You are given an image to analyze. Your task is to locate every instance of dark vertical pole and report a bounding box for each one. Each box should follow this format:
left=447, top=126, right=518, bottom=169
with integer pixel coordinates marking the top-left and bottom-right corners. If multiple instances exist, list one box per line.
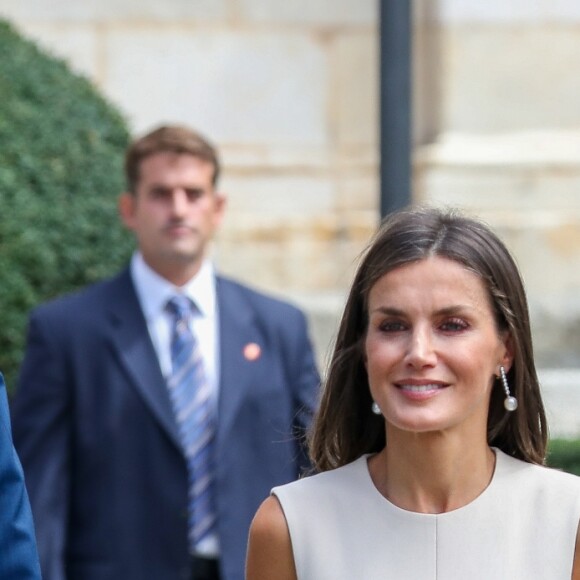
left=380, top=0, right=412, bottom=218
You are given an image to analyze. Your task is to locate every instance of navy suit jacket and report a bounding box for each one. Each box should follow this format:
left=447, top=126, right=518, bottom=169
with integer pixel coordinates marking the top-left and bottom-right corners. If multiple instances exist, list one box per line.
left=0, top=374, right=41, bottom=578
left=11, top=269, right=320, bottom=580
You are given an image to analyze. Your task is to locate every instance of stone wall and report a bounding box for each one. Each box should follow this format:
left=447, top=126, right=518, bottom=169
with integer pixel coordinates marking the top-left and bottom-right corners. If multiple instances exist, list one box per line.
left=2, top=0, right=580, bottom=435
left=0, top=0, right=379, bottom=302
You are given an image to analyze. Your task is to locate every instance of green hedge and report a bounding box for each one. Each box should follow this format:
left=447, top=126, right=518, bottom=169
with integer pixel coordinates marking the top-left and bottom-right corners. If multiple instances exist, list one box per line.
left=546, top=438, right=580, bottom=476
left=0, top=20, right=134, bottom=390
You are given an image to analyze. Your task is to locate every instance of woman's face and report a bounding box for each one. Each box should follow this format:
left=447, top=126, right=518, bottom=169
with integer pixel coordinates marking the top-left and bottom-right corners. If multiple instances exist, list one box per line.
left=364, top=256, right=512, bottom=437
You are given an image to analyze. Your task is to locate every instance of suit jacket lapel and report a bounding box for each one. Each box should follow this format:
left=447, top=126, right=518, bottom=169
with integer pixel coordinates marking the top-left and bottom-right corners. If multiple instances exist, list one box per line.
left=216, top=278, right=257, bottom=449
left=106, top=270, right=182, bottom=451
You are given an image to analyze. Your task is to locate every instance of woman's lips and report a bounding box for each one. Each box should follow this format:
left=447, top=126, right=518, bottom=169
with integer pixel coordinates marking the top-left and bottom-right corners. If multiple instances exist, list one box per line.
left=397, top=383, right=446, bottom=393
left=395, top=381, right=448, bottom=400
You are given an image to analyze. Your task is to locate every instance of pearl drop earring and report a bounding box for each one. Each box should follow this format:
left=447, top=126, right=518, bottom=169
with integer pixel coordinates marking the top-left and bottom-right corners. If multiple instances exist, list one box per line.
left=500, top=366, right=518, bottom=412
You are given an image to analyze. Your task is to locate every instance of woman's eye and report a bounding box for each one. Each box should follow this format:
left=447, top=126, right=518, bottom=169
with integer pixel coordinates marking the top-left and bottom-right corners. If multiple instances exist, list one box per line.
left=379, top=321, right=407, bottom=333
left=440, top=318, right=468, bottom=332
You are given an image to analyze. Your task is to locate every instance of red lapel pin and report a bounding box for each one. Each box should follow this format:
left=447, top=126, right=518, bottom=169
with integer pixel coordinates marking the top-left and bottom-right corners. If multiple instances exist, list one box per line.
left=243, top=342, right=261, bottom=361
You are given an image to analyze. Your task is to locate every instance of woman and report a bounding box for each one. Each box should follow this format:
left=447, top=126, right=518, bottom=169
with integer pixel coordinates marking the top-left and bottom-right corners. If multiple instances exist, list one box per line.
left=246, top=207, right=580, bottom=579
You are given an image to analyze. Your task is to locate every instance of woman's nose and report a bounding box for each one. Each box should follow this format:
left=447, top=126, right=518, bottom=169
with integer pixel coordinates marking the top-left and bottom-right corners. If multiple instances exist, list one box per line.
left=405, top=327, right=437, bottom=368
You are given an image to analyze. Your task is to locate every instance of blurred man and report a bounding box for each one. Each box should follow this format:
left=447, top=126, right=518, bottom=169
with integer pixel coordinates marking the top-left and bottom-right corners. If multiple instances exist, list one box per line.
left=12, top=125, right=320, bottom=580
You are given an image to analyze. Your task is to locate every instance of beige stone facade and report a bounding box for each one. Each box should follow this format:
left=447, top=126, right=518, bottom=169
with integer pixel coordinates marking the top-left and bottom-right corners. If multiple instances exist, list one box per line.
left=3, top=0, right=580, bottom=434
left=1, top=0, right=378, bottom=293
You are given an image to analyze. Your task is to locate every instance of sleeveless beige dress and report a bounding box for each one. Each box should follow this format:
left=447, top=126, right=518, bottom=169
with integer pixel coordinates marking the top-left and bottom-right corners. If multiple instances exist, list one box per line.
left=272, top=449, right=580, bottom=579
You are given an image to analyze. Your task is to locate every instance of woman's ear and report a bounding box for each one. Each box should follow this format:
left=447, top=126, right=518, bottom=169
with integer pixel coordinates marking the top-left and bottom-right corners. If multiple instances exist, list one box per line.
left=500, top=332, right=514, bottom=374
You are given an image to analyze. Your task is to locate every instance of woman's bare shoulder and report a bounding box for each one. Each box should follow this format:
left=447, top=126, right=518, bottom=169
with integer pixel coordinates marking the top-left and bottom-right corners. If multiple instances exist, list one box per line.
left=246, top=496, right=297, bottom=580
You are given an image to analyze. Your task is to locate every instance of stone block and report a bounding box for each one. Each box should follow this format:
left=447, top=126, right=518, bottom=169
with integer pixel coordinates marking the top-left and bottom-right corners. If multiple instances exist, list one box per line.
left=441, top=27, right=580, bottom=132
left=332, top=33, right=379, bottom=147
left=221, top=175, right=336, bottom=218
left=103, top=29, right=328, bottom=143
left=539, top=370, right=580, bottom=438
left=0, top=0, right=226, bottom=23
left=336, top=146, right=379, bottom=171
left=416, top=131, right=580, bottom=210
left=439, top=0, right=580, bottom=23
left=215, top=220, right=339, bottom=291
left=417, top=166, right=580, bottom=212
left=293, top=291, right=346, bottom=370
left=500, top=218, right=580, bottom=290
left=215, top=211, right=374, bottom=293
left=237, top=0, right=376, bottom=25
left=221, top=145, right=331, bottom=172
left=336, top=173, right=379, bottom=212
left=413, top=2, right=442, bottom=145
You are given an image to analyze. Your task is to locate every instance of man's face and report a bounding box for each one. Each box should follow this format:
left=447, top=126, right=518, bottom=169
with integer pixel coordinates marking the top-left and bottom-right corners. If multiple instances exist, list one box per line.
left=119, top=152, right=226, bottom=285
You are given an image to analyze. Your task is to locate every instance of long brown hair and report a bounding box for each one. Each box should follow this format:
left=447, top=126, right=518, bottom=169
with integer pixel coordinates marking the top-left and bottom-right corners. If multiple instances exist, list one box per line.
left=309, top=206, right=547, bottom=472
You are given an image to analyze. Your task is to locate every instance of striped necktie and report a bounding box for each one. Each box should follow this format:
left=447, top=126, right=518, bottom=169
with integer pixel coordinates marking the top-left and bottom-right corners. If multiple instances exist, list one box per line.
left=166, top=295, right=217, bottom=551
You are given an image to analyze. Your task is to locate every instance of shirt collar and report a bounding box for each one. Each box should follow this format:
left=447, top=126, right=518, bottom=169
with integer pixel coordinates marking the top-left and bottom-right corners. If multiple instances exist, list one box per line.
left=130, top=252, right=217, bottom=320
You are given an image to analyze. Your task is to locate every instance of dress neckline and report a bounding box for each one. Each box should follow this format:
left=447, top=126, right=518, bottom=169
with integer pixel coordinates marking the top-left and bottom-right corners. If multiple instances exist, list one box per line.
left=360, top=447, right=504, bottom=518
